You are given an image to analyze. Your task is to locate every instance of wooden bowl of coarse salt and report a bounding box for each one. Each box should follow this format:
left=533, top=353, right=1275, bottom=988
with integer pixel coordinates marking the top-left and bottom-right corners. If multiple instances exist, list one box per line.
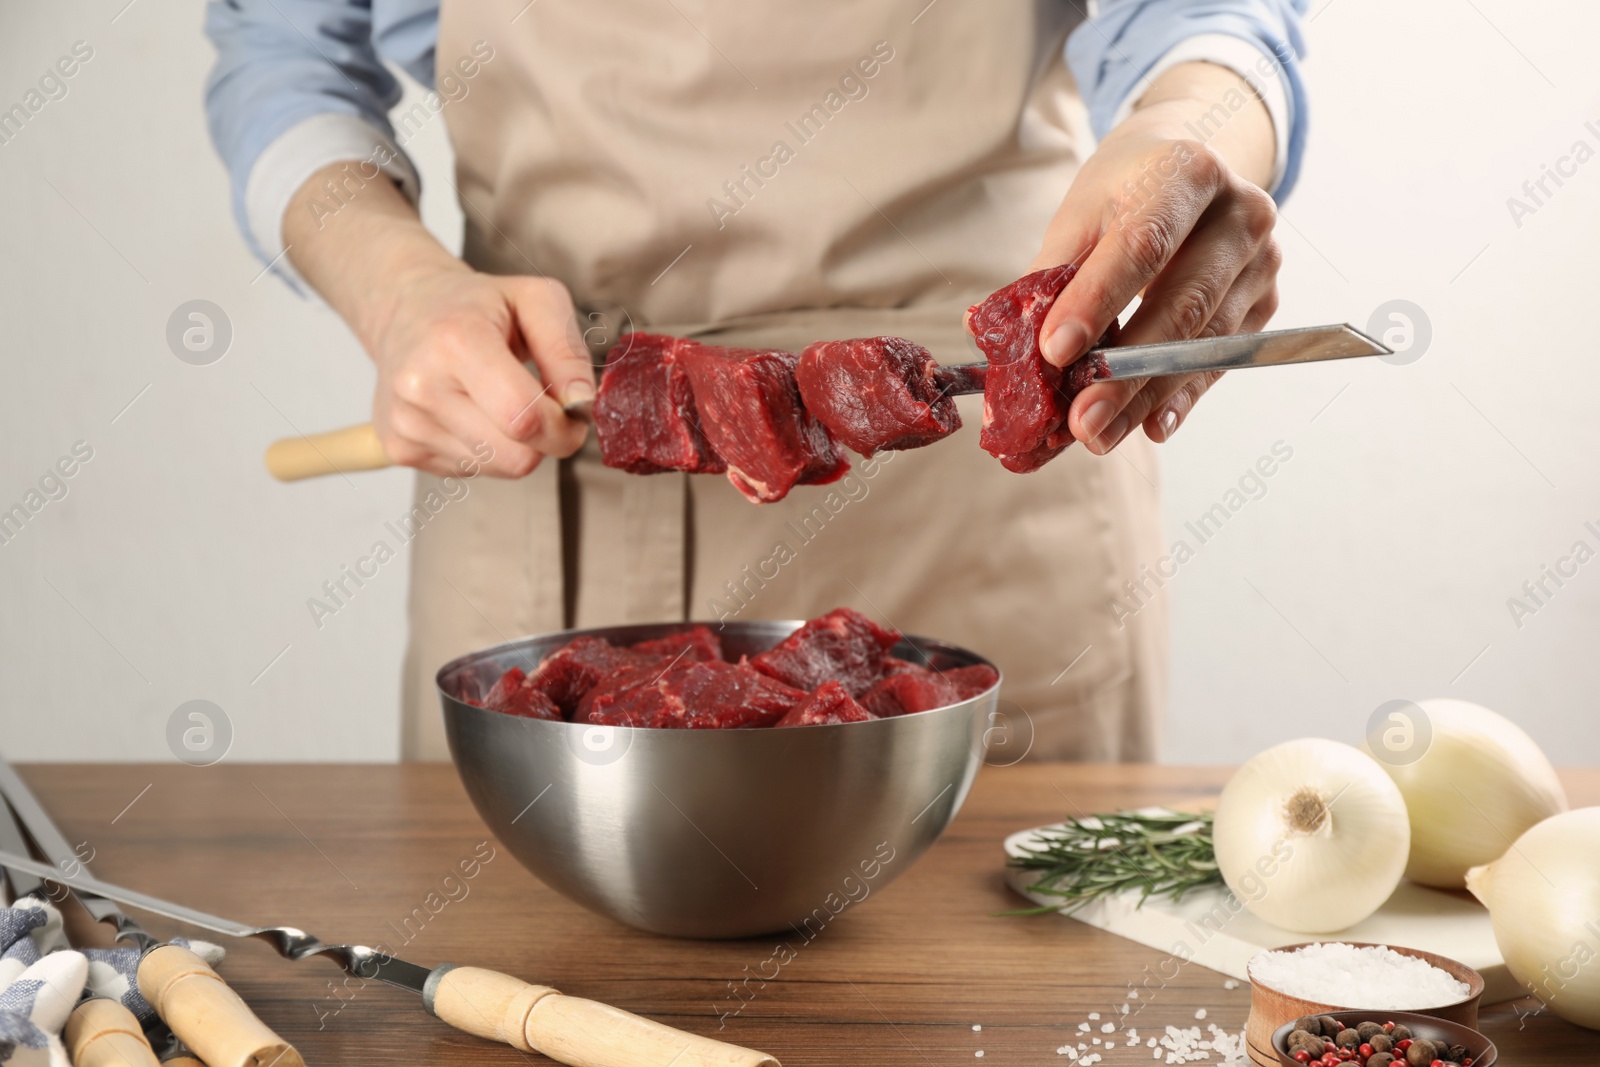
left=1244, top=942, right=1484, bottom=1067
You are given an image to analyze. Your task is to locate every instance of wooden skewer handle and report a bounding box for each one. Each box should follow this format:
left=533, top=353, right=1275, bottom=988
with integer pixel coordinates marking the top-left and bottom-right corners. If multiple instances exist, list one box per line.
left=137, top=944, right=304, bottom=1067
left=425, top=964, right=779, bottom=1067
left=264, top=423, right=390, bottom=482
left=65, top=997, right=161, bottom=1067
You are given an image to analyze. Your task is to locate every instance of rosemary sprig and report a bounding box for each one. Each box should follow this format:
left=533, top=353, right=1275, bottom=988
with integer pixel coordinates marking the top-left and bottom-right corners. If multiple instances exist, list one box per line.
left=1004, top=809, right=1222, bottom=917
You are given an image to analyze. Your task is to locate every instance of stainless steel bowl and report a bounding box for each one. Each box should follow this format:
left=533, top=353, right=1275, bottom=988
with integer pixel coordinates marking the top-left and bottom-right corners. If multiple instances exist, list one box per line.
left=437, top=619, right=999, bottom=938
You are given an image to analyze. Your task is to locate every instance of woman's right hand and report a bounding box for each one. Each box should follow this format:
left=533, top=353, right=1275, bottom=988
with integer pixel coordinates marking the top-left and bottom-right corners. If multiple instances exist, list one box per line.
left=284, top=162, right=593, bottom=479
left=364, top=263, right=594, bottom=478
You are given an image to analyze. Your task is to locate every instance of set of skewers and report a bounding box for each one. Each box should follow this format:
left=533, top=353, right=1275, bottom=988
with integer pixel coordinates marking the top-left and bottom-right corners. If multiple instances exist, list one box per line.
left=0, top=757, right=776, bottom=1067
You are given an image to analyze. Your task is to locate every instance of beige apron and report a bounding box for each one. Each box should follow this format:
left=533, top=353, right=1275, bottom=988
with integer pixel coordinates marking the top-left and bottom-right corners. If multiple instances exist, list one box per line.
left=400, top=0, right=1167, bottom=761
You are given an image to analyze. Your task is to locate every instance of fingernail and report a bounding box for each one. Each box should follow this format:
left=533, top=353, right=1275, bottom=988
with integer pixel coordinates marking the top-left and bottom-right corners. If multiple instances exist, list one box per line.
left=1042, top=322, right=1088, bottom=367
left=563, top=380, right=595, bottom=405
left=1158, top=409, right=1178, bottom=439
left=1095, top=415, right=1130, bottom=454
left=1081, top=399, right=1116, bottom=441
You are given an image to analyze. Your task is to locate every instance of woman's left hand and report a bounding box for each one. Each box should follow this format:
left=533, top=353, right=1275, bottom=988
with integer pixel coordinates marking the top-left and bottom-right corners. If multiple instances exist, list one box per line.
left=1031, top=63, right=1283, bottom=454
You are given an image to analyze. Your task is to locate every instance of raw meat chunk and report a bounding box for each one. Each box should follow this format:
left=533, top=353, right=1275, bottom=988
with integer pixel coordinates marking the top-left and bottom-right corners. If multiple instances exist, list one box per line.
left=594, top=333, right=724, bottom=475
left=967, top=266, right=1118, bottom=473
left=479, top=667, right=563, bottom=721
left=631, top=625, right=723, bottom=664
left=678, top=342, right=849, bottom=503
left=580, top=665, right=685, bottom=728
left=675, top=661, right=808, bottom=728
left=583, top=660, right=805, bottom=729
left=530, top=636, right=658, bottom=715
left=750, top=607, right=899, bottom=697
left=941, top=663, right=999, bottom=700
left=795, top=336, right=960, bottom=456
left=860, top=664, right=962, bottom=717
left=774, top=681, right=875, bottom=728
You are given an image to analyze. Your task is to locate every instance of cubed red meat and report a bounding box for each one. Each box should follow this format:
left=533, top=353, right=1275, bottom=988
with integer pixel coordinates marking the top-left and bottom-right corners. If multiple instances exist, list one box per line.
left=794, top=336, right=961, bottom=456
left=774, top=680, right=875, bottom=727
left=530, top=636, right=659, bottom=715
left=583, top=660, right=805, bottom=729
left=678, top=342, right=849, bottom=503
left=942, top=663, right=999, bottom=700
left=967, top=266, right=1118, bottom=473
left=630, top=624, right=724, bottom=664
left=675, top=660, right=808, bottom=728
left=860, top=664, right=963, bottom=717
left=594, top=333, right=725, bottom=475
left=480, top=667, right=563, bottom=721
left=749, top=607, right=900, bottom=697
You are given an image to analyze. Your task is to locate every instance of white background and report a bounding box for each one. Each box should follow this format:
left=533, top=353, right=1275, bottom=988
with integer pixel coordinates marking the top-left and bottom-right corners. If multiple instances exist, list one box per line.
left=0, top=1, right=1595, bottom=764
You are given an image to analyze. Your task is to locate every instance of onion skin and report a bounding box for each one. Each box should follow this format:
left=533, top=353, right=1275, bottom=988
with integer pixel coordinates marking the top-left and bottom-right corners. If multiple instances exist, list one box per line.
left=1215, top=738, right=1409, bottom=934
left=1466, top=808, right=1600, bottom=1030
left=1368, top=699, right=1567, bottom=888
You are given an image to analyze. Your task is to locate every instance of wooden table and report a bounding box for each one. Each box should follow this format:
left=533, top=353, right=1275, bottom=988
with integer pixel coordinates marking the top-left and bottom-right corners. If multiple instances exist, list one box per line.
left=18, top=763, right=1595, bottom=1064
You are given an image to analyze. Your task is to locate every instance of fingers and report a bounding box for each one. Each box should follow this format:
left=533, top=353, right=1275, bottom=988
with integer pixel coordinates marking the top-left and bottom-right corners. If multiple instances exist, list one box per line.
left=1073, top=239, right=1280, bottom=453
left=447, top=314, right=587, bottom=460
left=505, top=279, right=594, bottom=459
left=1040, top=142, right=1227, bottom=367
left=1116, top=194, right=1272, bottom=347
left=509, top=278, right=598, bottom=408
left=376, top=399, right=520, bottom=480
left=428, top=392, right=544, bottom=477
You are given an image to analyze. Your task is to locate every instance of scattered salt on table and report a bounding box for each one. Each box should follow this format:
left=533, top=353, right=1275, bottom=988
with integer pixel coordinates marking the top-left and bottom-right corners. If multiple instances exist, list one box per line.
left=972, top=1025, right=982, bottom=1032
left=1194, top=1008, right=1206, bottom=1020
left=1248, top=942, right=1470, bottom=1011
left=1222, top=979, right=1240, bottom=990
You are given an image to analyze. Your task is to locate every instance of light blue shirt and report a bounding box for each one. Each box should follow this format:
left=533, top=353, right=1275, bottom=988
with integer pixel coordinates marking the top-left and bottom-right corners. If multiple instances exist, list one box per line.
left=204, top=0, right=1309, bottom=268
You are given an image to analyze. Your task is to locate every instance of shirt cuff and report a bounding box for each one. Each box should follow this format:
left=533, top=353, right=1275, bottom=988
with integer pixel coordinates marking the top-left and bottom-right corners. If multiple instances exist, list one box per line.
left=1108, top=33, right=1293, bottom=194
left=244, top=112, right=421, bottom=286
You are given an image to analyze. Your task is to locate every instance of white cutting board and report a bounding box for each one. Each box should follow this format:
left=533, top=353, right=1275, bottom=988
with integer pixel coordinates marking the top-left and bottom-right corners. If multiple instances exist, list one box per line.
left=1004, top=824, right=1521, bottom=1004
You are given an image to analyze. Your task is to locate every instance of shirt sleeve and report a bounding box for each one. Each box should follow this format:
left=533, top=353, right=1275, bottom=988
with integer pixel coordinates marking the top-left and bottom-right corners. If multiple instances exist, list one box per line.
left=1065, top=0, right=1310, bottom=200
left=203, top=0, right=423, bottom=280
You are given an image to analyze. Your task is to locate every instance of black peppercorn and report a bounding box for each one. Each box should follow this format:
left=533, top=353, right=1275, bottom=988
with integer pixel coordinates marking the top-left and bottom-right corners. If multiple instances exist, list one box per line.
left=1367, top=1055, right=1395, bottom=1067
left=1336, top=1028, right=1361, bottom=1049
left=1391, top=1024, right=1413, bottom=1042
left=1318, top=1015, right=1342, bottom=1038
left=1357, top=1021, right=1384, bottom=1041
left=1369, top=1033, right=1393, bottom=1053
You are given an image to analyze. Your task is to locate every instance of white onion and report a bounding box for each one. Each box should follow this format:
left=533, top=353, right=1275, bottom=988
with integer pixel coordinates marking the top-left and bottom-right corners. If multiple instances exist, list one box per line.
left=1366, top=698, right=1567, bottom=888
left=1466, top=808, right=1600, bottom=1029
left=1214, top=738, right=1409, bottom=933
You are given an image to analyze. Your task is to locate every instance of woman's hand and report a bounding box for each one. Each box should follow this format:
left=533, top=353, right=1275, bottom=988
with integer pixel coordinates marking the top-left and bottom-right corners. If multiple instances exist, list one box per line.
left=284, top=164, right=593, bottom=478
left=1032, top=62, right=1283, bottom=454
left=364, top=265, right=593, bottom=478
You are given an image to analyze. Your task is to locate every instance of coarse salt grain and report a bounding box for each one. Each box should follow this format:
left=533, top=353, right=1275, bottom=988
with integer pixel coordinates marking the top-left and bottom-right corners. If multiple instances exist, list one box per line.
left=973, top=1025, right=982, bottom=1032
left=1248, top=942, right=1471, bottom=1011
left=1078, top=1022, right=1091, bottom=1032
left=1088, top=1012, right=1100, bottom=1020
left=975, top=1052, right=984, bottom=1058
left=1222, top=979, right=1240, bottom=990
left=1194, top=1008, right=1206, bottom=1020
left=1101, top=1022, right=1115, bottom=1033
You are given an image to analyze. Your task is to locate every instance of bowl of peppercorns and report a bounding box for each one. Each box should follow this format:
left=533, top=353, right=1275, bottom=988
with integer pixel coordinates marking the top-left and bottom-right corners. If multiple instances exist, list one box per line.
left=1271, top=1010, right=1496, bottom=1067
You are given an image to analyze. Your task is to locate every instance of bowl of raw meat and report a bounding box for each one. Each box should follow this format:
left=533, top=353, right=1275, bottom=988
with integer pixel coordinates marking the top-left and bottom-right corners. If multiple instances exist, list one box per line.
left=437, top=609, right=1000, bottom=938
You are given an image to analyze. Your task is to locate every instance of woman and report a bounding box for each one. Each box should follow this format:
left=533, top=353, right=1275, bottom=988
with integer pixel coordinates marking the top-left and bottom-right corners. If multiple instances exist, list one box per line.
left=206, top=0, right=1306, bottom=760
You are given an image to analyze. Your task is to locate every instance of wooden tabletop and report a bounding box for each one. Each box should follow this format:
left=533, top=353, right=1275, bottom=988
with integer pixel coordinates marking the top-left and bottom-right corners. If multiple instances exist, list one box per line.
left=16, top=763, right=1597, bottom=1065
